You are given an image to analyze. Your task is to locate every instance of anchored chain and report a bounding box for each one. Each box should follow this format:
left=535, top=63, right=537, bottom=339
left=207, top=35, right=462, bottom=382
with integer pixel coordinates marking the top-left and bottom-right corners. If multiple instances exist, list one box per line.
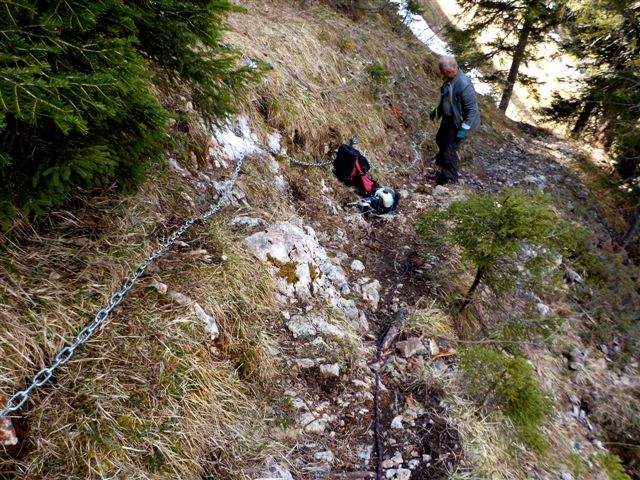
left=0, top=155, right=245, bottom=418
left=266, top=145, right=336, bottom=168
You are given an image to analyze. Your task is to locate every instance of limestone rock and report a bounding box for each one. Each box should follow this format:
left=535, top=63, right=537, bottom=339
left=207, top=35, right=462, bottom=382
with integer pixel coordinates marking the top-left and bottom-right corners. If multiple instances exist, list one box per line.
left=299, top=412, right=328, bottom=433
left=262, top=457, right=294, bottom=480
left=537, top=303, right=551, bottom=317
left=396, top=338, right=426, bottom=359
left=360, top=279, right=381, bottom=310
left=285, top=315, right=346, bottom=339
left=568, top=348, right=587, bottom=371
left=391, top=415, right=404, bottom=429
left=0, top=396, right=17, bottom=446
left=350, top=259, right=366, bottom=272
left=314, top=450, right=335, bottom=463
left=427, top=338, right=440, bottom=356
left=296, top=358, right=316, bottom=369
left=320, top=363, right=340, bottom=378
left=357, top=445, right=373, bottom=466
left=433, top=185, right=449, bottom=196
left=564, top=269, right=584, bottom=284
left=245, top=221, right=350, bottom=304
left=390, top=452, right=404, bottom=466
left=151, top=281, right=219, bottom=342
left=395, top=469, right=411, bottom=480
left=230, top=216, right=265, bottom=229
left=523, top=174, right=547, bottom=190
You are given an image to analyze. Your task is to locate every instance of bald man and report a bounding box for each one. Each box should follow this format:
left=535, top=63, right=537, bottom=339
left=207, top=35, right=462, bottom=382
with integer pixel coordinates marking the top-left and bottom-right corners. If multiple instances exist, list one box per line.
left=429, top=55, right=480, bottom=185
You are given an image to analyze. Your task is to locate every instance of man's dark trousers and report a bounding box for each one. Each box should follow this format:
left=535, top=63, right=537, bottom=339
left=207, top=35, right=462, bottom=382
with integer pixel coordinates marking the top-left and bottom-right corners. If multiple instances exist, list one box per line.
left=435, top=116, right=461, bottom=183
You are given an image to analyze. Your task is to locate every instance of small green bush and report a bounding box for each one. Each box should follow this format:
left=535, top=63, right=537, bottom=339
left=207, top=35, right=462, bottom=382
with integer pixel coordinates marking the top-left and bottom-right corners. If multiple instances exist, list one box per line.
left=417, top=189, right=556, bottom=309
left=550, top=221, right=606, bottom=284
left=459, top=346, right=554, bottom=453
left=365, top=61, right=391, bottom=83
left=406, top=0, right=425, bottom=15
left=591, top=452, right=632, bottom=480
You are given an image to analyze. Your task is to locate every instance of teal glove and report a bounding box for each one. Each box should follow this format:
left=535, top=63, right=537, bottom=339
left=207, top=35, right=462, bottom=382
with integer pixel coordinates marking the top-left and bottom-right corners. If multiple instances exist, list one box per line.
left=457, top=129, right=467, bottom=139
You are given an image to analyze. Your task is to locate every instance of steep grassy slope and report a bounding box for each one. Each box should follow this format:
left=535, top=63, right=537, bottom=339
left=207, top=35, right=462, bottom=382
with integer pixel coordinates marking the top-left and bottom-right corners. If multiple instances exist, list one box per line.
left=1, top=1, right=638, bottom=479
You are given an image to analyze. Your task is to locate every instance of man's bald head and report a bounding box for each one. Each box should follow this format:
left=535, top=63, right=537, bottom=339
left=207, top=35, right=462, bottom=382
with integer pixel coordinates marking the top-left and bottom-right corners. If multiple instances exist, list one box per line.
left=438, top=55, right=459, bottom=80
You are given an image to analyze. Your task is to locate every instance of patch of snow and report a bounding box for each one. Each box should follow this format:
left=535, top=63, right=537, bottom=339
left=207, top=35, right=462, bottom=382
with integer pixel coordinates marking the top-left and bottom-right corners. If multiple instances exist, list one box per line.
left=210, top=116, right=259, bottom=162
left=388, top=0, right=494, bottom=97
left=268, top=132, right=285, bottom=154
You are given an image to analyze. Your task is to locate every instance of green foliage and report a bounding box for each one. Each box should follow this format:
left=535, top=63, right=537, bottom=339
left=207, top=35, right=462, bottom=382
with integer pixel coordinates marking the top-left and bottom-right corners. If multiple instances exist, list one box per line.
left=418, top=189, right=554, bottom=271
left=365, top=61, right=391, bottom=83
left=405, top=0, right=424, bottom=16
left=417, top=189, right=556, bottom=305
left=550, top=221, right=606, bottom=284
left=0, top=0, right=260, bottom=224
left=565, top=452, right=590, bottom=478
left=591, top=452, right=632, bottom=480
left=549, top=221, right=640, bottom=362
left=133, top=0, right=263, bottom=120
left=492, top=307, right=561, bottom=355
left=543, top=0, right=639, bottom=183
left=459, top=346, right=554, bottom=453
left=447, top=0, right=567, bottom=108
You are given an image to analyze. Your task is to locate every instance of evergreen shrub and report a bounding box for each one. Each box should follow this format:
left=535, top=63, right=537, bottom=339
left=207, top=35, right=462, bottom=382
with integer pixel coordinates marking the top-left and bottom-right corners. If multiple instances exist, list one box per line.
left=416, top=189, right=556, bottom=309
left=459, top=345, right=554, bottom=453
left=0, top=0, right=260, bottom=226
left=591, top=452, right=632, bottom=480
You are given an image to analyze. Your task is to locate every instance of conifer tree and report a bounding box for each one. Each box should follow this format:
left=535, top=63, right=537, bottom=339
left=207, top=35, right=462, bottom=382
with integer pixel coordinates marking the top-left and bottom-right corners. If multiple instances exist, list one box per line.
left=543, top=0, right=639, bottom=183
left=448, top=0, right=567, bottom=112
left=0, top=0, right=259, bottom=225
left=417, top=189, right=555, bottom=313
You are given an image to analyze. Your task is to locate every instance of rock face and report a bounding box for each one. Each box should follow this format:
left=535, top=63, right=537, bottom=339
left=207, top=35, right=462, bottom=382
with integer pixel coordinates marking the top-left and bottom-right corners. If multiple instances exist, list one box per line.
left=396, top=338, right=426, bottom=359
left=245, top=222, right=360, bottom=324
left=285, top=315, right=346, bottom=339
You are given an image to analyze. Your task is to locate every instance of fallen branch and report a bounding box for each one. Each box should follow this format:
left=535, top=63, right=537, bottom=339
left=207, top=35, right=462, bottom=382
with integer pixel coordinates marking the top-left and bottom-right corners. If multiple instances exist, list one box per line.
left=435, top=336, right=544, bottom=348
left=427, top=351, right=457, bottom=364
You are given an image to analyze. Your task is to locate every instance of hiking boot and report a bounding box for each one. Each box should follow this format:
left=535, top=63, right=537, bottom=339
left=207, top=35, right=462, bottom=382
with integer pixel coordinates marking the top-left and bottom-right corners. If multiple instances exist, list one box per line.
left=426, top=169, right=439, bottom=180
left=435, top=173, right=458, bottom=185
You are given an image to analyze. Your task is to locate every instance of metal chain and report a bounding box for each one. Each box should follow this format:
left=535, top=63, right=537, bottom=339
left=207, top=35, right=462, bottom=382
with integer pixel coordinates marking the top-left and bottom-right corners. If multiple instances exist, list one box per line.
left=406, top=140, right=422, bottom=170
left=267, top=146, right=336, bottom=168
left=0, top=155, right=245, bottom=418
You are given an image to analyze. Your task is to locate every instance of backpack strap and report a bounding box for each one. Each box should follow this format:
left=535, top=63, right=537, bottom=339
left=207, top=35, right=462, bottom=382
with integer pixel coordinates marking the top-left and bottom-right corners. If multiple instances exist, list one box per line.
left=354, top=155, right=364, bottom=175
left=347, top=154, right=363, bottom=181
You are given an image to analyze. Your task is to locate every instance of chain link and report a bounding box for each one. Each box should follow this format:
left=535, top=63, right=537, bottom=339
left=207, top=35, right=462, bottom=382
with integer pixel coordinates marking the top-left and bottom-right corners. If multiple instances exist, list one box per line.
left=260, top=141, right=336, bottom=168
left=0, top=155, right=245, bottom=418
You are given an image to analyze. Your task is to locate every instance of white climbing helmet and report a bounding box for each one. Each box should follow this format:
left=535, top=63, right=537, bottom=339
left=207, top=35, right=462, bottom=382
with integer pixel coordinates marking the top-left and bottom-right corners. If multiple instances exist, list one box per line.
left=375, top=187, right=396, bottom=209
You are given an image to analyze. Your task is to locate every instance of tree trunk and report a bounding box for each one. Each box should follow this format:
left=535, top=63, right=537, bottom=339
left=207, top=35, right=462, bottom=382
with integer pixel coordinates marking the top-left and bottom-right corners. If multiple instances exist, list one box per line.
left=498, top=14, right=534, bottom=112
left=572, top=102, right=595, bottom=135
left=622, top=200, right=640, bottom=249
left=460, top=266, right=485, bottom=312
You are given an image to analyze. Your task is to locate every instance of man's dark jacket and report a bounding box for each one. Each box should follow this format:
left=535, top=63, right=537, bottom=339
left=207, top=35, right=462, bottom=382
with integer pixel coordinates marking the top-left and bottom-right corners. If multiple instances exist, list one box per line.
left=431, top=70, right=480, bottom=132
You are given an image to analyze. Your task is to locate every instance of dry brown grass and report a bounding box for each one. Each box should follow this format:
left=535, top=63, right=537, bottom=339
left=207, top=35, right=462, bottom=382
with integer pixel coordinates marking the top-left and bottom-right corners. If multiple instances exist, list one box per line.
left=0, top=170, right=285, bottom=479
left=228, top=0, right=456, bottom=177
left=0, top=1, right=529, bottom=478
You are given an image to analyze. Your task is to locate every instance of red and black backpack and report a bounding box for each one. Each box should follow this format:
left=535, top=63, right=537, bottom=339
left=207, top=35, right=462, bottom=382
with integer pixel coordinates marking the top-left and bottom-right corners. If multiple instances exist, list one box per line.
left=333, top=144, right=379, bottom=195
